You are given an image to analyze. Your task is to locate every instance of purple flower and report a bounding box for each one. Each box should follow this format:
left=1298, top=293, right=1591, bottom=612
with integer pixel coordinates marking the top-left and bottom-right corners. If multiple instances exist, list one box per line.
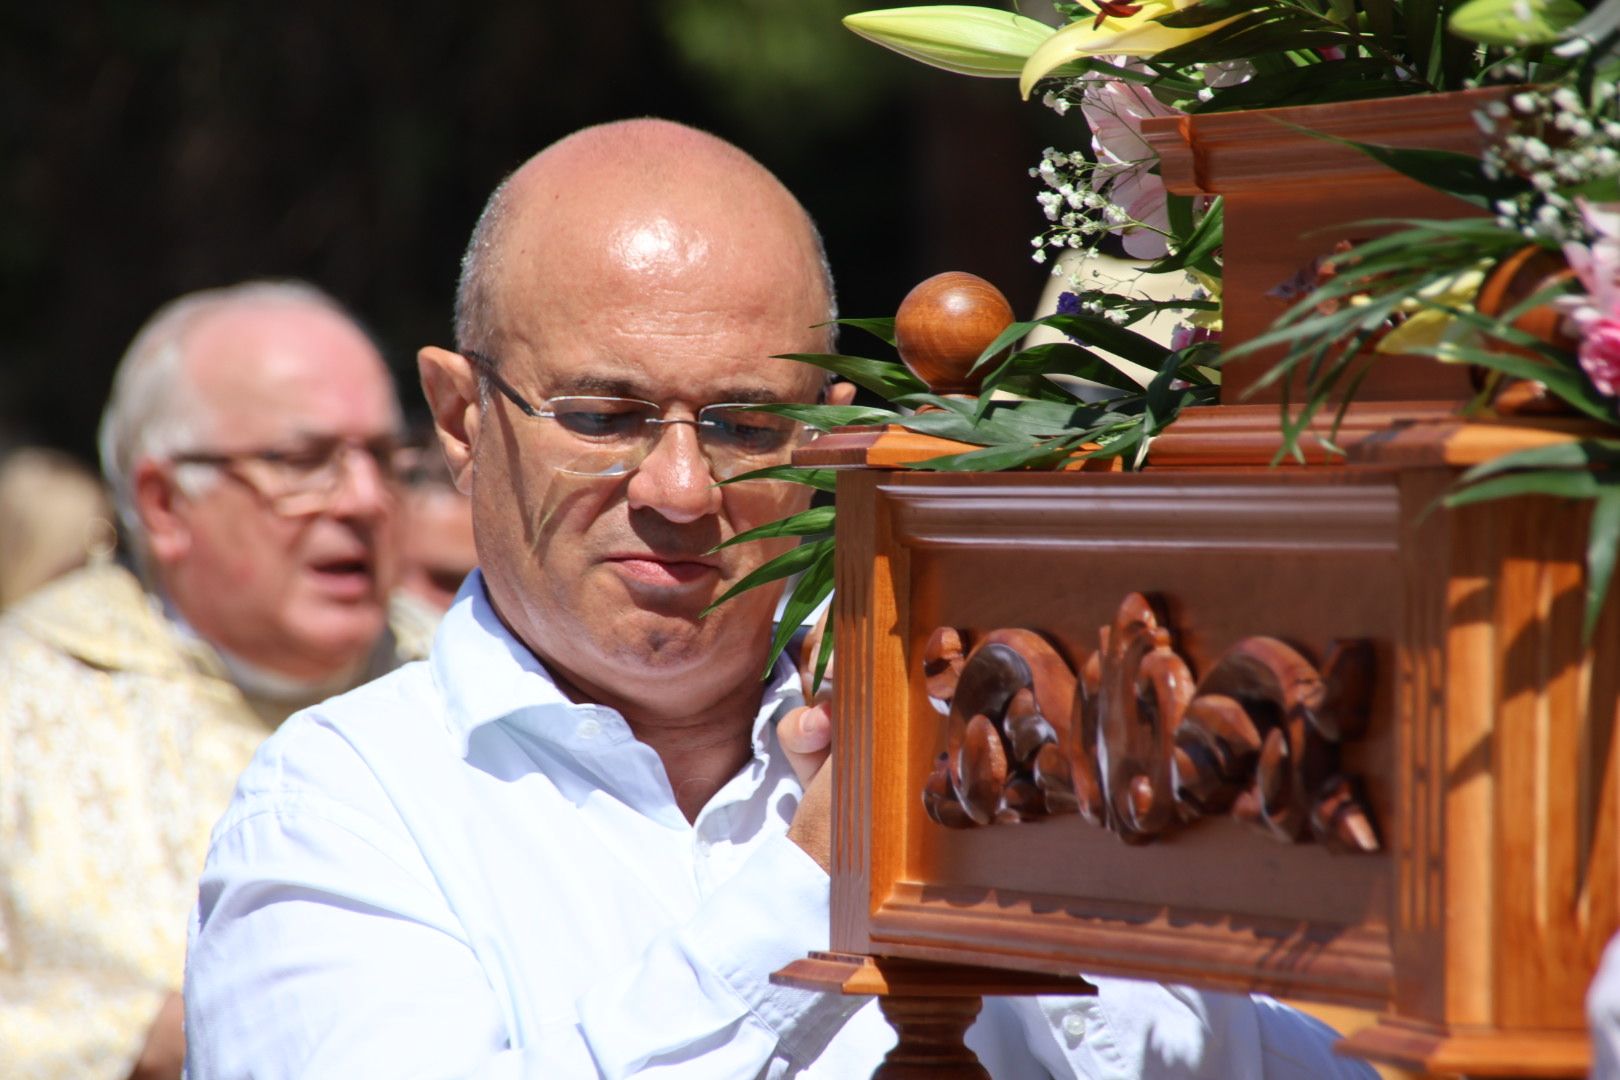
left=1170, top=324, right=1219, bottom=351
left=1056, top=291, right=1083, bottom=316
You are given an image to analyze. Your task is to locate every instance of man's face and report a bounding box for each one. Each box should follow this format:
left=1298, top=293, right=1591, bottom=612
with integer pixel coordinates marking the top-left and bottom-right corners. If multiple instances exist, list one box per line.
left=151, top=304, right=403, bottom=680
left=399, top=482, right=477, bottom=612
left=468, top=212, right=828, bottom=714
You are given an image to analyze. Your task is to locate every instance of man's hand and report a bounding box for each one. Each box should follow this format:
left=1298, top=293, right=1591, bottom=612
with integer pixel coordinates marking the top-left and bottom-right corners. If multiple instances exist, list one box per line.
left=780, top=696, right=835, bottom=874
left=781, top=703, right=833, bottom=872
left=784, top=606, right=834, bottom=870
left=127, top=990, right=184, bottom=1080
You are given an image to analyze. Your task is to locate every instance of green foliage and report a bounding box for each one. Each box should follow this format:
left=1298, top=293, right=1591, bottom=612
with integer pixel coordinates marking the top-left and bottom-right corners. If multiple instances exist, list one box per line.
left=721, top=314, right=1216, bottom=677
left=1230, top=111, right=1620, bottom=640
left=1448, top=0, right=1587, bottom=45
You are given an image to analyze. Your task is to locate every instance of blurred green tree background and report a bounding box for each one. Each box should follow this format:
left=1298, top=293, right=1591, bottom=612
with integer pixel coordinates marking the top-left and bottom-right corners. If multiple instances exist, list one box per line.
left=0, top=1, right=1064, bottom=459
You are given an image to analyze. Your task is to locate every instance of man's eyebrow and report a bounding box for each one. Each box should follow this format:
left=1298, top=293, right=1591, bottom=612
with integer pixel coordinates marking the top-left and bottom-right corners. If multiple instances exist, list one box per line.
left=553, top=375, right=648, bottom=398
left=549, top=376, right=794, bottom=406
left=710, top=386, right=788, bottom=405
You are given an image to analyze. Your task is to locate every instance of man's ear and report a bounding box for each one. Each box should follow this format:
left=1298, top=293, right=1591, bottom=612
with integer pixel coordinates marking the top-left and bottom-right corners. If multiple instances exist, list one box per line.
left=132, top=459, right=190, bottom=566
left=418, top=347, right=481, bottom=496
left=825, top=380, right=857, bottom=408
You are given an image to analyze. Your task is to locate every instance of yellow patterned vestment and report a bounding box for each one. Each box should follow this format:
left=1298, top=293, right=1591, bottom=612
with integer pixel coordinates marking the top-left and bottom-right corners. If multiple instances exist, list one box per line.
left=0, top=563, right=435, bottom=1078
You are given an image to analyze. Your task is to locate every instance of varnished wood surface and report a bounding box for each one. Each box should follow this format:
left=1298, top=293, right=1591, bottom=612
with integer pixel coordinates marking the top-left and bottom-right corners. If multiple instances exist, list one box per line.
left=1340, top=1015, right=1592, bottom=1078
left=1141, top=90, right=1510, bottom=407
left=892, top=272, right=1015, bottom=397
left=1145, top=403, right=1458, bottom=467
left=771, top=951, right=1095, bottom=997
left=823, top=465, right=1618, bottom=1077
left=1139, top=87, right=1508, bottom=195
left=796, top=425, right=1123, bottom=471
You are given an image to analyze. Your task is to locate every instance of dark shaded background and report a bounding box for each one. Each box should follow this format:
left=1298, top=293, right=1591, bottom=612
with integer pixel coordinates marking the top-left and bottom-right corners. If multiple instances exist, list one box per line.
left=1, top=1, right=1068, bottom=461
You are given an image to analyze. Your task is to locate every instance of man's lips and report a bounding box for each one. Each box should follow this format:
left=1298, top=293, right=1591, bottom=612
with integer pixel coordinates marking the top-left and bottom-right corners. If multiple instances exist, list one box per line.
left=307, top=554, right=377, bottom=599
left=604, top=553, right=720, bottom=587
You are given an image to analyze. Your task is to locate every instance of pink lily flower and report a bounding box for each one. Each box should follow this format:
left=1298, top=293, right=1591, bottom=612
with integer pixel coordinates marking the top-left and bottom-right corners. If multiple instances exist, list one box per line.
left=1080, top=77, right=1180, bottom=259
left=1558, top=199, right=1620, bottom=396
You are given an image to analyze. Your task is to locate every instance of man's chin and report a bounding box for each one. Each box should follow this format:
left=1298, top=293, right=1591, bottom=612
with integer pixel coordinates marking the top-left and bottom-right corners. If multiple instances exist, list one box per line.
left=287, top=608, right=388, bottom=660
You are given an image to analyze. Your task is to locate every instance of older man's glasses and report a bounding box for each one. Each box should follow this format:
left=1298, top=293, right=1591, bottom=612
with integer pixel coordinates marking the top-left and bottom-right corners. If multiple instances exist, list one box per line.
left=170, top=436, right=403, bottom=516
left=466, top=350, right=812, bottom=481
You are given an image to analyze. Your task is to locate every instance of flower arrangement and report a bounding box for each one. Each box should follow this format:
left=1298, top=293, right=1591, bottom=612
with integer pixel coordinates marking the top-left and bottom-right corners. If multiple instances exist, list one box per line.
left=719, top=0, right=1620, bottom=673
left=1236, top=56, right=1620, bottom=635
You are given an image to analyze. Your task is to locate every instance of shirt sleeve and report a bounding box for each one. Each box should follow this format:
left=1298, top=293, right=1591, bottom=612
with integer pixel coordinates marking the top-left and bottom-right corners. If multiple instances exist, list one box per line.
left=1004, top=981, right=1378, bottom=1079
left=1589, top=934, right=1620, bottom=1079
left=184, top=759, right=864, bottom=1079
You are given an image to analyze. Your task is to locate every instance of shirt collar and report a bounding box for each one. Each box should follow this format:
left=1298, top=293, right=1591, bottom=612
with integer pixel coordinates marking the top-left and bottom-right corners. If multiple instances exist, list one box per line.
left=431, top=569, right=804, bottom=758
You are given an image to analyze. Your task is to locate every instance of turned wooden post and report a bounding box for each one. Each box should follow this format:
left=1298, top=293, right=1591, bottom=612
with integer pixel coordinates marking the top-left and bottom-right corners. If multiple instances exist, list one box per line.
left=874, top=995, right=990, bottom=1080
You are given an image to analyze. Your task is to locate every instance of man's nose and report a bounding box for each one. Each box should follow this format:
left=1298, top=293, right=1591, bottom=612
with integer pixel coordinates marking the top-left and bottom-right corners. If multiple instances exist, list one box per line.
left=326, top=445, right=395, bottom=520
left=625, top=420, right=722, bottom=523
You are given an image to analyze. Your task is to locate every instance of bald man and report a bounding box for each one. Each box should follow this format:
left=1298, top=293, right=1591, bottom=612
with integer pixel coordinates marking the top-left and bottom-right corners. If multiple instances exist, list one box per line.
left=183, top=123, right=1369, bottom=1078
left=0, top=281, right=435, bottom=1080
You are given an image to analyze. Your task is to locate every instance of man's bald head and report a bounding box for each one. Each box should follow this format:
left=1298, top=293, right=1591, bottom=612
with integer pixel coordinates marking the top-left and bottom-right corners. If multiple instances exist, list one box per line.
left=454, top=118, right=835, bottom=359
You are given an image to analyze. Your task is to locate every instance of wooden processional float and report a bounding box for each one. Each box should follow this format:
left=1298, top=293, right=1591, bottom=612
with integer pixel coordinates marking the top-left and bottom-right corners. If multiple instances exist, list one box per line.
left=771, top=91, right=1620, bottom=1079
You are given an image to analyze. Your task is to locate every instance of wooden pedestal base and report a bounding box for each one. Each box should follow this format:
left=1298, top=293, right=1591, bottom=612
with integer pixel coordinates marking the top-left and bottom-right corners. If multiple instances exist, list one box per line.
left=874, top=996, right=989, bottom=1079
left=1341, top=1017, right=1591, bottom=1079
left=773, top=951, right=1096, bottom=1080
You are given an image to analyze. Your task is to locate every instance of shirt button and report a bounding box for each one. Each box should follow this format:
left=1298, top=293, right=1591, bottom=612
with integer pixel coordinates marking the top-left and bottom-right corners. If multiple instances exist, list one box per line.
left=576, top=718, right=601, bottom=740
left=1062, top=1010, right=1087, bottom=1040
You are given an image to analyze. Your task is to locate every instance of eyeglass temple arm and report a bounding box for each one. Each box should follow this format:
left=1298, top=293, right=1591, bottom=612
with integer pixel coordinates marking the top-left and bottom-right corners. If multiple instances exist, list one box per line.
left=465, top=350, right=546, bottom=419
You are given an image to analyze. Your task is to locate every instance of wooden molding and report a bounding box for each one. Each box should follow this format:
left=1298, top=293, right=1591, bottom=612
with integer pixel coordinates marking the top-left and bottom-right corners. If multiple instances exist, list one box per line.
left=796, top=411, right=1608, bottom=474
left=1140, top=86, right=1508, bottom=198
left=794, top=424, right=1122, bottom=472
left=1340, top=1015, right=1592, bottom=1078
left=868, top=882, right=1395, bottom=1007
left=771, top=951, right=1095, bottom=998
left=1139, top=89, right=1512, bottom=406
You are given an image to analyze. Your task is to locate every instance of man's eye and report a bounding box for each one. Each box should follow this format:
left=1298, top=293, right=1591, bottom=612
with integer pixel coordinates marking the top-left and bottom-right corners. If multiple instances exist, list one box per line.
left=705, top=410, right=794, bottom=452
left=552, top=407, right=646, bottom=439
left=554, top=411, right=635, bottom=437
left=262, top=448, right=332, bottom=474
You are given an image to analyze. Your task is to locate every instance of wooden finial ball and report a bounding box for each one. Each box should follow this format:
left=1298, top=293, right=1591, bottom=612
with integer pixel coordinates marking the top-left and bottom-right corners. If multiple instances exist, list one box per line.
left=894, top=272, right=1016, bottom=396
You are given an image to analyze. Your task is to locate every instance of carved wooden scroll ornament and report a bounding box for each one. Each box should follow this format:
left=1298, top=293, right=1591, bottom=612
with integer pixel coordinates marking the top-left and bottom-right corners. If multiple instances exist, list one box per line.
left=921, top=594, right=1380, bottom=853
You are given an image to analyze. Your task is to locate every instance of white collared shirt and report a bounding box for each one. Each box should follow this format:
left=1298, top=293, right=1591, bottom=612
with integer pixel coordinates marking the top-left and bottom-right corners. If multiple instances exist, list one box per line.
left=184, top=572, right=1373, bottom=1079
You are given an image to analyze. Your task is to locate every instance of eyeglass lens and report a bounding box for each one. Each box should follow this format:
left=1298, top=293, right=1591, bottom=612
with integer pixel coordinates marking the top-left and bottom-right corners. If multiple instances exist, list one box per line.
left=543, top=398, right=806, bottom=480
left=247, top=439, right=402, bottom=515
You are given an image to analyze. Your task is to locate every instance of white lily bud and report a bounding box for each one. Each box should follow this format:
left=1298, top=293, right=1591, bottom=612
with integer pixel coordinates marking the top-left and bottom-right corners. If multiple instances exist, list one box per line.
left=843, top=6, right=1057, bottom=78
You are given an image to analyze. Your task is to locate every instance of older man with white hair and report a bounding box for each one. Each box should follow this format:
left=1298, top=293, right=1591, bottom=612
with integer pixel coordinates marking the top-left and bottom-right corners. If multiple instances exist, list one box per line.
left=0, top=280, right=436, bottom=1080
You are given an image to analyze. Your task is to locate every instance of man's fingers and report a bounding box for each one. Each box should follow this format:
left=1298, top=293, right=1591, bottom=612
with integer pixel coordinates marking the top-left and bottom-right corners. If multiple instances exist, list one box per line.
left=797, top=607, right=834, bottom=707
left=778, top=703, right=831, bottom=785
left=787, top=756, right=833, bottom=873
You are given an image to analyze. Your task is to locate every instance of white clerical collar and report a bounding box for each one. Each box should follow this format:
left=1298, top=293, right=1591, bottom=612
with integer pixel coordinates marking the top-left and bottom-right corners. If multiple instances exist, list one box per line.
left=162, top=596, right=366, bottom=704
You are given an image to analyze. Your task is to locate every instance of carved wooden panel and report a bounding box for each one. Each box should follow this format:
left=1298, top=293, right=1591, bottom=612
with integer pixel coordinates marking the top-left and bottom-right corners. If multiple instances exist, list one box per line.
left=920, top=597, right=1379, bottom=854
left=825, top=465, right=1619, bottom=1074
